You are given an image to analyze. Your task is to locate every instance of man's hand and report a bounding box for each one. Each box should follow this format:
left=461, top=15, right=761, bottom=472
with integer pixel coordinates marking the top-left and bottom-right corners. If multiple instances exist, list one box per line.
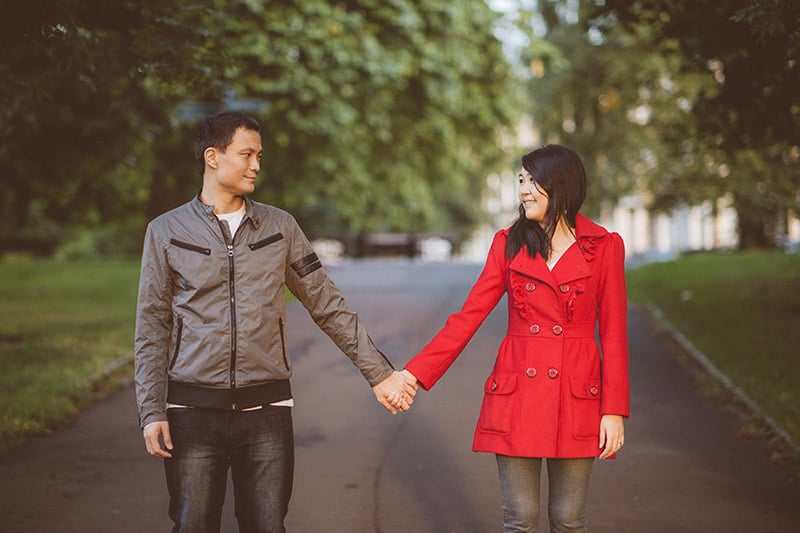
left=143, top=420, right=173, bottom=458
left=373, top=370, right=418, bottom=415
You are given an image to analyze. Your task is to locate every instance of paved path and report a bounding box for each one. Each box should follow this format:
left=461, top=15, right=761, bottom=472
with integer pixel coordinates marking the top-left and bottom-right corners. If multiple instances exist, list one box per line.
left=1, top=260, right=798, bottom=532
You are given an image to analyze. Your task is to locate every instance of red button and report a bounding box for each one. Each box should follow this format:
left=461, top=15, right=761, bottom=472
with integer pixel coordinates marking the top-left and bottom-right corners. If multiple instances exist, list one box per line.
left=552, top=324, right=563, bottom=336
left=525, top=282, right=536, bottom=292
left=529, top=324, right=540, bottom=334
left=589, top=386, right=599, bottom=396
left=547, top=368, right=559, bottom=379
left=559, top=284, right=570, bottom=293
left=525, top=368, right=537, bottom=378
left=491, top=382, right=497, bottom=391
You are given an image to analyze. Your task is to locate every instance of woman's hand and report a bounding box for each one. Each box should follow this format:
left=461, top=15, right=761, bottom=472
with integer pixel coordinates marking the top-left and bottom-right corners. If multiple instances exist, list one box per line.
left=598, top=414, right=625, bottom=460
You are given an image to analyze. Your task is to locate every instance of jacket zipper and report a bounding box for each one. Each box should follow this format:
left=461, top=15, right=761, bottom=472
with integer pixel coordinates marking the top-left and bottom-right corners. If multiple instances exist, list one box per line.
left=217, top=220, right=239, bottom=409
left=227, top=241, right=237, bottom=409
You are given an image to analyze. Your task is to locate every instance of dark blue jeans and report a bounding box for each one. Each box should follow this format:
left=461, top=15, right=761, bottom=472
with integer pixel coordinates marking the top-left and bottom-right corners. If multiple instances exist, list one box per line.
left=164, top=406, right=294, bottom=533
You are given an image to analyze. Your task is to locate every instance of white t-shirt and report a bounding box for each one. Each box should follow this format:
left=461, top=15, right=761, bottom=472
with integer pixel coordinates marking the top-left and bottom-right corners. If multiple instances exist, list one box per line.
left=215, top=202, right=247, bottom=237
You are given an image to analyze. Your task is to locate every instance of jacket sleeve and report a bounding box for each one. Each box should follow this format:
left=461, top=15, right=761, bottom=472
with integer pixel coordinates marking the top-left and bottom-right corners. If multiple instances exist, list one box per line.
left=283, top=217, right=394, bottom=387
left=597, top=232, right=630, bottom=417
left=134, top=222, right=174, bottom=428
left=404, top=231, right=508, bottom=390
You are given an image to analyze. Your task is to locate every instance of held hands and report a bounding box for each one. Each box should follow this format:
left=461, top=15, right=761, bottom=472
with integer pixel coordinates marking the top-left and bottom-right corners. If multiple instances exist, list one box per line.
left=598, top=414, right=625, bottom=459
left=373, top=370, right=419, bottom=415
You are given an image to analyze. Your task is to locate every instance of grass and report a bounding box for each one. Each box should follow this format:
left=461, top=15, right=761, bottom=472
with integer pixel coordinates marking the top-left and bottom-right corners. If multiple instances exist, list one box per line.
left=0, top=256, right=299, bottom=452
left=0, top=256, right=140, bottom=451
left=626, top=250, right=800, bottom=455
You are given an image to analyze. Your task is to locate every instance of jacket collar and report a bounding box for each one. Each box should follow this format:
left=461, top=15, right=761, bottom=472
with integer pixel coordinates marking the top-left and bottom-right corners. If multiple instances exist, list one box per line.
left=243, top=197, right=261, bottom=229
left=190, top=193, right=261, bottom=230
left=575, top=213, right=608, bottom=239
left=508, top=213, right=608, bottom=287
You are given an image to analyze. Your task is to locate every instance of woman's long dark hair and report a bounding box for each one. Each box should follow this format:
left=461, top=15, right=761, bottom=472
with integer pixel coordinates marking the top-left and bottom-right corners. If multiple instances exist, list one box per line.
left=506, top=145, right=587, bottom=260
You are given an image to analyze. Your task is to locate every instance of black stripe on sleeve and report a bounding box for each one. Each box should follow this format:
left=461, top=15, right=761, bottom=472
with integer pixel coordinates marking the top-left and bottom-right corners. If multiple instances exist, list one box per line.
left=291, top=253, right=322, bottom=278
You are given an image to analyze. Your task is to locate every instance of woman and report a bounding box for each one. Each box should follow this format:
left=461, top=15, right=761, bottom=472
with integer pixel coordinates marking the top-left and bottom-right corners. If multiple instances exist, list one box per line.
left=397, top=145, right=629, bottom=532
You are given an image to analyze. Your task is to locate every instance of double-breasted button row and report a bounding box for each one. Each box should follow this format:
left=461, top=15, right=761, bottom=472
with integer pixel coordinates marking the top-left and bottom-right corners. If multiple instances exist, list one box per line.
left=524, top=282, right=568, bottom=293
left=527, top=324, right=563, bottom=336
left=523, top=367, right=559, bottom=379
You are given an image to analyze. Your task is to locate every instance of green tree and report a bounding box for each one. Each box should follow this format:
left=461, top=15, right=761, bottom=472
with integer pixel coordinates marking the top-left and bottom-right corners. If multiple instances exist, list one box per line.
left=589, top=0, right=800, bottom=248
left=517, top=5, right=649, bottom=217
left=211, top=0, right=517, bottom=243
left=0, top=0, right=517, bottom=255
left=512, top=0, right=720, bottom=220
left=0, top=0, right=223, bottom=255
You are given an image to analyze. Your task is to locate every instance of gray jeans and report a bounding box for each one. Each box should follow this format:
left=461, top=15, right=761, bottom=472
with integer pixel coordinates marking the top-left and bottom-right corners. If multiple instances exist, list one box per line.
left=496, top=455, right=595, bottom=533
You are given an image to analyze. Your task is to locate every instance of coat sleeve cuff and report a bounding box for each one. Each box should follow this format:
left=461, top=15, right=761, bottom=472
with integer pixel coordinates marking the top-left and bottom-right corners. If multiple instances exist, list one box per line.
left=365, top=365, right=396, bottom=387
left=139, top=411, right=168, bottom=430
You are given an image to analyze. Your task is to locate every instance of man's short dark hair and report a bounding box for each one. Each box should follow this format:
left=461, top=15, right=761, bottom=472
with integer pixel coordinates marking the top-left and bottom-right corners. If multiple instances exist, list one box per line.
left=195, top=111, right=261, bottom=176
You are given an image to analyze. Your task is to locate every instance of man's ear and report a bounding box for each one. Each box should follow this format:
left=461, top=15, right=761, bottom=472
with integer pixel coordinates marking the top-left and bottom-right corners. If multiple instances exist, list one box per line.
left=204, top=147, right=219, bottom=170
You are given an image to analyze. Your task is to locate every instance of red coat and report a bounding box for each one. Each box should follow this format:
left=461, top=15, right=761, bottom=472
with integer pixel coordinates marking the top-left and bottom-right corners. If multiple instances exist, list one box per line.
left=405, top=214, right=629, bottom=458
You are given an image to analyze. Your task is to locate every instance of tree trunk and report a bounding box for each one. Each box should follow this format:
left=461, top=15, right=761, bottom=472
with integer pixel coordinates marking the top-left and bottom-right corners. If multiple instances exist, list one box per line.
left=734, top=194, right=775, bottom=249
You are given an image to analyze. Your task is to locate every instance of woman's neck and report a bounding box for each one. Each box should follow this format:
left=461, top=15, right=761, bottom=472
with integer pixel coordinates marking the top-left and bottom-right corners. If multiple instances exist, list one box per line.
left=546, top=218, right=577, bottom=267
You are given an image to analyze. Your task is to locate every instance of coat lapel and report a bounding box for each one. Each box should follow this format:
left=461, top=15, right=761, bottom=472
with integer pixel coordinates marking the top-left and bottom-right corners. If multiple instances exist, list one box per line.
left=508, top=248, right=558, bottom=289
left=551, top=244, right=591, bottom=285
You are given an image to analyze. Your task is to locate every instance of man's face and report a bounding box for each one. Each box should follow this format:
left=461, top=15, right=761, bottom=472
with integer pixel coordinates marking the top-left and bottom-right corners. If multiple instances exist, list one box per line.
left=211, top=127, right=263, bottom=196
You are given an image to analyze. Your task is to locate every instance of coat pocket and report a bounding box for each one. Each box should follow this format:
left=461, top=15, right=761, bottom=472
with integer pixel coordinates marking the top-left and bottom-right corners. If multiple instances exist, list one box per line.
left=477, top=374, right=517, bottom=435
left=570, top=378, right=601, bottom=440
left=168, top=316, right=184, bottom=370
left=169, top=238, right=211, bottom=255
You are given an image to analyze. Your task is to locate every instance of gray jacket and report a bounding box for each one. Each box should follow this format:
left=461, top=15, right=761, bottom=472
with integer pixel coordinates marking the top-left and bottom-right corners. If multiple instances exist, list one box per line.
left=134, top=195, right=394, bottom=428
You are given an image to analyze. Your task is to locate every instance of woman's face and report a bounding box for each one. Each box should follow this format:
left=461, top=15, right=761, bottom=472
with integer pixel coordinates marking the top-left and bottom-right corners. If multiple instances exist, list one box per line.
left=518, top=168, right=549, bottom=224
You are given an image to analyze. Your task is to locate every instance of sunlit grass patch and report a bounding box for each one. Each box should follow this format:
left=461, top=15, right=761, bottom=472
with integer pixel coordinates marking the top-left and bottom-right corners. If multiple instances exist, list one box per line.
left=0, top=257, right=140, bottom=451
left=627, top=250, right=800, bottom=450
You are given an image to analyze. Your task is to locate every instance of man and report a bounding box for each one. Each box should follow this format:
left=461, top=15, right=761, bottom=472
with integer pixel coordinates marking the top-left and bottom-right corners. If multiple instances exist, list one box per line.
left=134, top=111, right=416, bottom=532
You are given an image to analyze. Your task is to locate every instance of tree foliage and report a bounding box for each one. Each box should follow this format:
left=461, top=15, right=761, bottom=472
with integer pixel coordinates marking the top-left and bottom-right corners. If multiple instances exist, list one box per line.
left=592, top=0, right=800, bottom=248
left=517, top=2, right=672, bottom=217
left=515, top=0, right=799, bottom=247
left=0, top=0, right=516, bottom=255
left=215, top=0, right=516, bottom=240
left=0, top=0, right=222, bottom=254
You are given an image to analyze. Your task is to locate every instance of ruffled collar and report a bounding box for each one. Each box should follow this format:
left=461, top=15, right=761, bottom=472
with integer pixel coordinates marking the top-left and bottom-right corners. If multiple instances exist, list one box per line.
left=575, top=213, right=608, bottom=263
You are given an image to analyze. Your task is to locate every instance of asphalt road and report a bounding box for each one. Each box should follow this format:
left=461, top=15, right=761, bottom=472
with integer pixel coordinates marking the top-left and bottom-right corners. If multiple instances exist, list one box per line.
left=1, top=259, right=798, bottom=532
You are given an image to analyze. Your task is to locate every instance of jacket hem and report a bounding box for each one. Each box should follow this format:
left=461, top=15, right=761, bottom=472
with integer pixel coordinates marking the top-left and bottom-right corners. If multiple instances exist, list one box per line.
left=167, top=380, right=292, bottom=410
